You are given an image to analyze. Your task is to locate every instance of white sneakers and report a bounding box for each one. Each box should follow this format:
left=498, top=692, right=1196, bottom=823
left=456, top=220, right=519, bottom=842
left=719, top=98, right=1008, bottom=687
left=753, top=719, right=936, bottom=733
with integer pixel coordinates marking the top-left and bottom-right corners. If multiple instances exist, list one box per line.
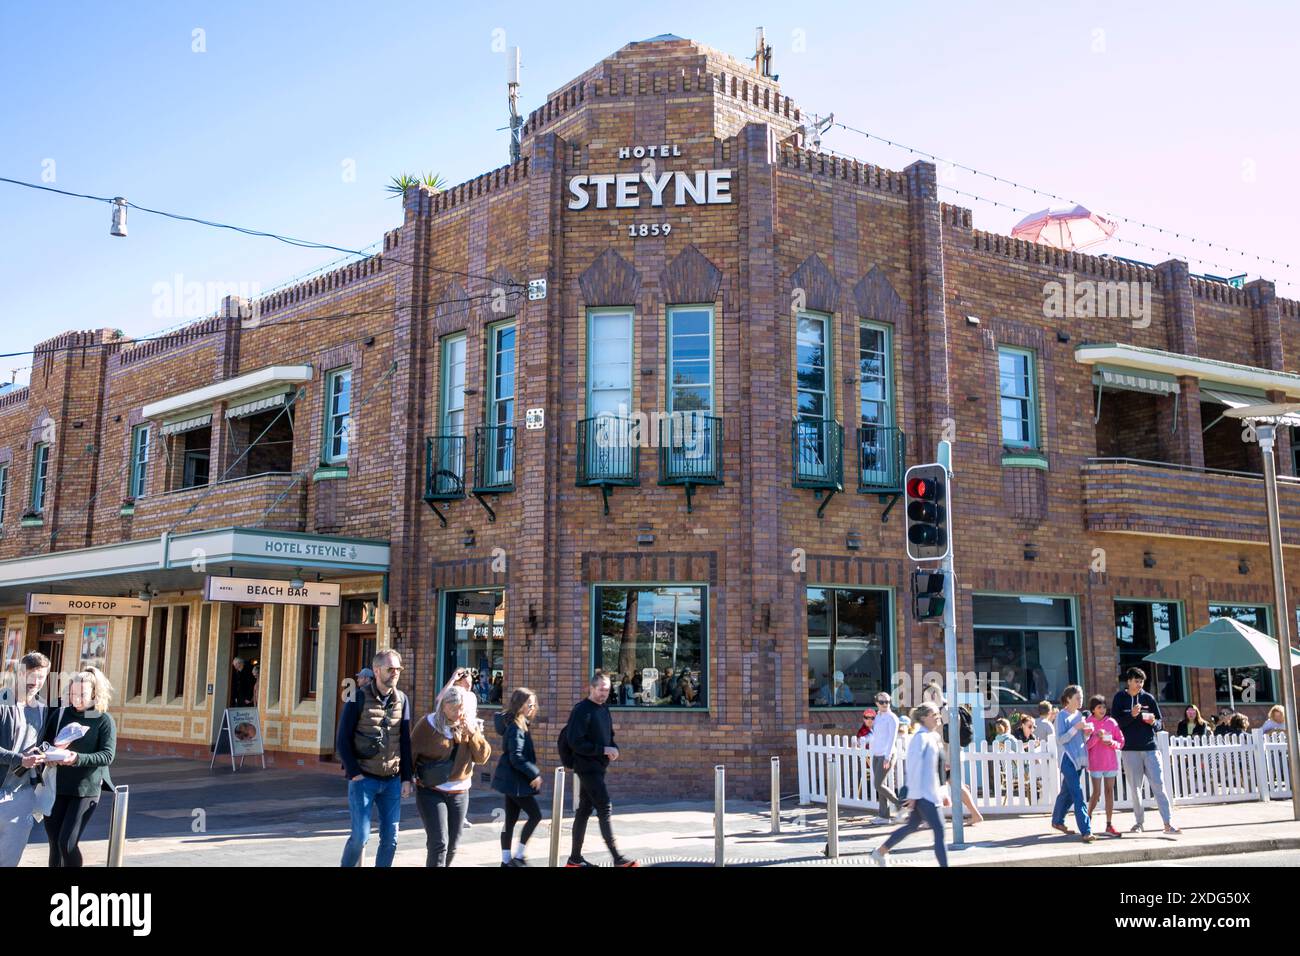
left=869, top=848, right=889, bottom=867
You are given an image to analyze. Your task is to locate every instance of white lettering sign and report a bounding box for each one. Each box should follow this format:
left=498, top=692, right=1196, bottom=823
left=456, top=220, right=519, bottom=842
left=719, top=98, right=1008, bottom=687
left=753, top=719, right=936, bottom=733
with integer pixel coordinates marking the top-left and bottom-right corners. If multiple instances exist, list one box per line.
left=567, top=169, right=732, bottom=210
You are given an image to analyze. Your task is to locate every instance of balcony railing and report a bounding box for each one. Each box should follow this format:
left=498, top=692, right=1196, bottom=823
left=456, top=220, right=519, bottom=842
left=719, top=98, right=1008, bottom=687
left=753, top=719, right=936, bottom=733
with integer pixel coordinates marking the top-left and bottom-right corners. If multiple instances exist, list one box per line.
left=659, top=414, right=724, bottom=486
left=1083, top=457, right=1300, bottom=546
left=858, top=424, right=905, bottom=493
left=473, top=425, right=516, bottom=494
left=792, top=419, right=844, bottom=490
left=577, top=416, right=639, bottom=486
left=425, top=434, right=467, bottom=500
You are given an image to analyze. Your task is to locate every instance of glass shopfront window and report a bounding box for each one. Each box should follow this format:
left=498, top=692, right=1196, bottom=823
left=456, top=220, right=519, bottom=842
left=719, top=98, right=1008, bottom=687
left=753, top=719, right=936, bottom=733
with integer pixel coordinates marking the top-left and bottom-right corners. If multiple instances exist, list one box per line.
left=1209, top=604, right=1276, bottom=704
left=807, top=587, right=892, bottom=708
left=441, top=590, right=505, bottom=706
left=973, top=594, right=1078, bottom=709
left=1115, top=600, right=1185, bottom=702
left=593, top=585, right=705, bottom=708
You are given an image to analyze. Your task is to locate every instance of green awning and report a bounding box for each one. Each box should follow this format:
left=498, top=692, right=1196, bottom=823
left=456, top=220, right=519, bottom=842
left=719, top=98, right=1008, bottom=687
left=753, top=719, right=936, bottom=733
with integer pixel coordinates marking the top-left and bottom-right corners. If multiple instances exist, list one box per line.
left=1092, top=365, right=1180, bottom=396
left=159, top=412, right=213, bottom=436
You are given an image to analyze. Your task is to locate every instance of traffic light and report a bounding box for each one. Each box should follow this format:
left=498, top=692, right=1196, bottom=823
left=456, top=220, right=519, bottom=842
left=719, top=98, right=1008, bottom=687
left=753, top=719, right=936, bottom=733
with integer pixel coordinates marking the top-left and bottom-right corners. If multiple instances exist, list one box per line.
left=912, top=569, right=946, bottom=622
left=904, top=463, right=950, bottom=561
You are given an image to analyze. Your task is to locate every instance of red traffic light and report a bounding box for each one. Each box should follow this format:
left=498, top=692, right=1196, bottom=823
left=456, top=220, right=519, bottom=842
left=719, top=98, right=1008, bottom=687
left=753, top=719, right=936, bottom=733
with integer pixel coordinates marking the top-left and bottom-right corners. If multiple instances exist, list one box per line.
left=906, top=476, right=936, bottom=499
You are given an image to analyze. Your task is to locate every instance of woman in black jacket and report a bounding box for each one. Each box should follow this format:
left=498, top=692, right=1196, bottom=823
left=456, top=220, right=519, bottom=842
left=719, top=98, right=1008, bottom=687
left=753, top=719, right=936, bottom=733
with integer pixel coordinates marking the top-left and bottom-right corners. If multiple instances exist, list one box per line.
left=1175, top=705, right=1211, bottom=738
left=41, top=666, right=116, bottom=868
left=491, top=688, right=543, bottom=867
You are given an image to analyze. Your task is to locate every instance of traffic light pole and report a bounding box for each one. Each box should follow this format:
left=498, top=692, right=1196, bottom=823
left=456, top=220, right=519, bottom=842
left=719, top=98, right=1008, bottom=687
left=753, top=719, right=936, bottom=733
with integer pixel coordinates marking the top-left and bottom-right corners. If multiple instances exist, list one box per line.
left=937, top=440, right=964, bottom=848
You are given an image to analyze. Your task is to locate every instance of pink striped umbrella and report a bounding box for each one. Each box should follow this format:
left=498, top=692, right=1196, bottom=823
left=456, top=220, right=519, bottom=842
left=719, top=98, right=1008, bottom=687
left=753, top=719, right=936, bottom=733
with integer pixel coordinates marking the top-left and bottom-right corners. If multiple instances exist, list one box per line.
left=1011, top=204, right=1117, bottom=251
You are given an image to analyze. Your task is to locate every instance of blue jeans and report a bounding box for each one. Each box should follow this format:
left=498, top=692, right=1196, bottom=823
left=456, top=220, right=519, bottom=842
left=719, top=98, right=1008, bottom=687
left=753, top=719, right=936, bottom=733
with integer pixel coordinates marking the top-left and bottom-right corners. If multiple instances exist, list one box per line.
left=341, top=775, right=402, bottom=867
left=1052, top=757, right=1091, bottom=836
left=879, top=797, right=948, bottom=867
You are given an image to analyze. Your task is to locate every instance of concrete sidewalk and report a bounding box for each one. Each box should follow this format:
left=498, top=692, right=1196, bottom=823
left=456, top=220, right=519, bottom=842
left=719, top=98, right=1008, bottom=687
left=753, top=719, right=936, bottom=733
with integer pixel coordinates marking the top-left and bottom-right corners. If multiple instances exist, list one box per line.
left=16, top=754, right=1300, bottom=867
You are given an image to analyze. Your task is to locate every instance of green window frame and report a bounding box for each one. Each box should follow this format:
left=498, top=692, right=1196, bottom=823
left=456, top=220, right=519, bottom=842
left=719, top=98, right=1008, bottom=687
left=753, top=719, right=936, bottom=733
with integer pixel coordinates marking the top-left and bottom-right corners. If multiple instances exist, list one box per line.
left=129, top=424, right=151, bottom=498
left=440, top=333, right=467, bottom=436
left=859, top=322, right=893, bottom=429
left=796, top=311, right=832, bottom=423
left=323, top=367, right=352, bottom=465
left=998, top=347, right=1038, bottom=449
left=806, top=585, right=895, bottom=709
left=586, top=309, right=634, bottom=418
left=973, top=593, right=1081, bottom=709
left=30, top=442, right=49, bottom=513
left=592, top=584, right=708, bottom=709
left=487, top=322, right=516, bottom=429
left=1115, top=599, right=1187, bottom=703
left=1208, top=604, right=1277, bottom=704
left=666, top=306, right=714, bottom=414
left=0, top=462, right=8, bottom=522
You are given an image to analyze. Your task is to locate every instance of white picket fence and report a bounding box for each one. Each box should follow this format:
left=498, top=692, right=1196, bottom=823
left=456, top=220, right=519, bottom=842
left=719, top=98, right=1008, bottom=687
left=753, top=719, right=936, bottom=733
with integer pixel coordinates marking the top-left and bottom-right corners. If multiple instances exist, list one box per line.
left=796, top=728, right=1292, bottom=816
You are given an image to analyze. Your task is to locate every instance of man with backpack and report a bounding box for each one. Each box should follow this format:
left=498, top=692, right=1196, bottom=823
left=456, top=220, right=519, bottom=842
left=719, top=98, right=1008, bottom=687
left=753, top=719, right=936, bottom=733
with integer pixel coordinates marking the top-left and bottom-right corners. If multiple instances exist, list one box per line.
left=559, top=671, right=638, bottom=867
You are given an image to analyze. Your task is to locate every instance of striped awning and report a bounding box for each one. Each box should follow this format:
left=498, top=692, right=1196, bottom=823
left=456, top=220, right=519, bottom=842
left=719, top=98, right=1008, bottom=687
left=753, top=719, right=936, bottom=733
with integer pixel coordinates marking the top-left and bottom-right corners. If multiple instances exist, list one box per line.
left=226, top=389, right=291, bottom=420
left=159, top=413, right=213, bottom=436
left=1092, top=365, right=1180, bottom=396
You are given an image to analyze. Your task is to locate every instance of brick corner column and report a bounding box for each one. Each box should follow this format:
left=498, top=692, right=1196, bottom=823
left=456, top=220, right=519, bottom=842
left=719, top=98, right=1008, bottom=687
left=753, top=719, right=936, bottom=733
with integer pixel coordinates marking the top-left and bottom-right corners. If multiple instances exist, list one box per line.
left=1156, top=260, right=1197, bottom=356
left=904, top=160, right=948, bottom=464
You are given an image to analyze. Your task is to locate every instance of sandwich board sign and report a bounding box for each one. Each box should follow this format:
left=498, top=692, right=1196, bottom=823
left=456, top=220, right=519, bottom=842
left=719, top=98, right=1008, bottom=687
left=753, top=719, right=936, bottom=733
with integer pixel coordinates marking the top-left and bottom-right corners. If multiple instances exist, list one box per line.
left=210, top=707, right=266, bottom=772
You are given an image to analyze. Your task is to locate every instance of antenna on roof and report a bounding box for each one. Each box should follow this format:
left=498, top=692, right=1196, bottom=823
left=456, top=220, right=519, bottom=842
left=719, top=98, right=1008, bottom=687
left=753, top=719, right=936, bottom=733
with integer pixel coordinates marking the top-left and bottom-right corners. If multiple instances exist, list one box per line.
left=800, top=113, right=834, bottom=151
left=507, top=46, right=523, bottom=164
left=751, top=27, right=776, bottom=79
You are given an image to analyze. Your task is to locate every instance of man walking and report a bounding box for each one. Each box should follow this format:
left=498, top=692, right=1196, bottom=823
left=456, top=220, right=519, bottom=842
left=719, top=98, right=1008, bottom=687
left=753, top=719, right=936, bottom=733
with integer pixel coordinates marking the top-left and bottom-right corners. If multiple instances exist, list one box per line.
left=0, top=652, right=51, bottom=866
left=564, top=671, right=637, bottom=867
left=1111, top=667, right=1179, bottom=835
left=869, top=691, right=901, bottom=824
left=337, top=649, right=413, bottom=866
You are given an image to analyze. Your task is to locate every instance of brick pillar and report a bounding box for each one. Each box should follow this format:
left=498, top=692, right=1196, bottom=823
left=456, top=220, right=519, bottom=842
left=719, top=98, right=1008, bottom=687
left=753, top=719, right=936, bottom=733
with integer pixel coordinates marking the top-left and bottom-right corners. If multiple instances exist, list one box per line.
left=1186, top=574, right=1217, bottom=713
left=1157, top=260, right=1197, bottom=355
left=1084, top=579, right=1117, bottom=694
left=904, top=161, right=950, bottom=464
left=1251, top=279, right=1294, bottom=475
left=1161, top=377, right=1205, bottom=468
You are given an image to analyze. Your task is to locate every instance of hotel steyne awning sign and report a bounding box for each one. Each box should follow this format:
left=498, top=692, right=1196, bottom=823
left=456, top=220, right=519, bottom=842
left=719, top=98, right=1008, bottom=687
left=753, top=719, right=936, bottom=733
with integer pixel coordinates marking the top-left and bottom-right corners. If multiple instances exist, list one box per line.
left=204, top=576, right=341, bottom=607
left=26, top=594, right=151, bottom=618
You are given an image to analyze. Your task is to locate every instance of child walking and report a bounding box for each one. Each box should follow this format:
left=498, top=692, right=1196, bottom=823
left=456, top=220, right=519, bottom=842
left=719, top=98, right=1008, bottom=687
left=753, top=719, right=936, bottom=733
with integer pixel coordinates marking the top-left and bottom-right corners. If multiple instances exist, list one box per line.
left=1084, top=694, right=1125, bottom=837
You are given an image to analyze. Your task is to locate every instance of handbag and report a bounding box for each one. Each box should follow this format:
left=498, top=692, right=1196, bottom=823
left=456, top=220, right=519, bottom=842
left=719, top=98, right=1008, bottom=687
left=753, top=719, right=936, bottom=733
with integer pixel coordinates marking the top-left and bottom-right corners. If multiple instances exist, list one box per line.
left=31, top=705, right=66, bottom=820
left=416, top=742, right=458, bottom=789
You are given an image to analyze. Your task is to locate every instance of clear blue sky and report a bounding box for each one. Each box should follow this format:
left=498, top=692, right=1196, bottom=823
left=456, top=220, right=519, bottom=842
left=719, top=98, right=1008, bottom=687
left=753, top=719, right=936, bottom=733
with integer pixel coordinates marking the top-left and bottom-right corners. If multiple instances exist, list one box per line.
left=2, top=1, right=1297, bottom=387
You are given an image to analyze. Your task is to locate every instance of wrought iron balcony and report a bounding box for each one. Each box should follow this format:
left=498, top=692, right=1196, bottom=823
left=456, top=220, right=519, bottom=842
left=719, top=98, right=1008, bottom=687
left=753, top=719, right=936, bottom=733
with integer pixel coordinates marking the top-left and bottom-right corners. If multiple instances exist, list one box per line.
left=659, top=413, right=724, bottom=486
left=425, top=435, right=467, bottom=501
left=473, top=424, right=516, bottom=494
left=792, top=418, right=844, bottom=491
left=857, top=425, right=906, bottom=493
left=577, top=416, right=640, bottom=486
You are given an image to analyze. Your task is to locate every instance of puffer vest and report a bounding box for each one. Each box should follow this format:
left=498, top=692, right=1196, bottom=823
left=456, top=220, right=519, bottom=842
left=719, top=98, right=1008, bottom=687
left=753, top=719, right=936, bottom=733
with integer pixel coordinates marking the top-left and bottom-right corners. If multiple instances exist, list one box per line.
left=353, top=683, right=404, bottom=777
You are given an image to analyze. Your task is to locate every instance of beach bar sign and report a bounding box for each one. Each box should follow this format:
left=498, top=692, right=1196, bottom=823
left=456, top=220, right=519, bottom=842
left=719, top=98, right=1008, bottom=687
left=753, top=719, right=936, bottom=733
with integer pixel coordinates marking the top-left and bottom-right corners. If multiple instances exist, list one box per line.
left=203, top=575, right=341, bottom=607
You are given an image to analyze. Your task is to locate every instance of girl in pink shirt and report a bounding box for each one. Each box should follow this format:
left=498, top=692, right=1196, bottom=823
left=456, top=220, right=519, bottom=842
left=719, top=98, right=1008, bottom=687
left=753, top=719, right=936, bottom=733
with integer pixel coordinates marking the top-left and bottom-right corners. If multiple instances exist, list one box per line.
left=1084, top=694, right=1125, bottom=836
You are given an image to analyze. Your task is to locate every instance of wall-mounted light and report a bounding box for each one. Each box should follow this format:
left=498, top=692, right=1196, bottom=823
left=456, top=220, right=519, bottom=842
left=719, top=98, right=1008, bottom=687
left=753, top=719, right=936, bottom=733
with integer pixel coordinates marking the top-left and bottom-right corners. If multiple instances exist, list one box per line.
left=1024, top=543, right=1038, bottom=561
left=1238, top=558, right=1250, bottom=575
left=846, top=532, right=862, bottom=551
left=290, top=568, right=305, bottom=589
left=636, top=532, right=655, bottom=546
left=1056, top=331, right=1071, bottom=343
left=1143, top=552, right=1156, bottom=569
left=965, top=315, right=981, bottom=326
left=463, top=528, right=476, bottom=548
left=363, top=335, right=375, bottom=347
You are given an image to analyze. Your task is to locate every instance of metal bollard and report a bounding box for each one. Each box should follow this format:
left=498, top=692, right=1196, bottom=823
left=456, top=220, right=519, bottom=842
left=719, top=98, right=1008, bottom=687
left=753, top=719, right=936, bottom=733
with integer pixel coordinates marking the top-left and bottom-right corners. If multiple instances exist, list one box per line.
left=548, top=767, right=567, bottom=868
left=770, top=757, right=781, bottom=834
left=713, top=765, right=726, bottom=867
left=106, top=785, right=129, bottom=868
left=827, top=757, right=840, bottom=859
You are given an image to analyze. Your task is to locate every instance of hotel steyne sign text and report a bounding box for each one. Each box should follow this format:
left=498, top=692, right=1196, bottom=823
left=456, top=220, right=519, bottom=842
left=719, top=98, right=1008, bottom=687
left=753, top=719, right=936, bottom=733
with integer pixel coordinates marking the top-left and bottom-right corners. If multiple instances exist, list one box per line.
left=567, top=143, right=732, bottom=238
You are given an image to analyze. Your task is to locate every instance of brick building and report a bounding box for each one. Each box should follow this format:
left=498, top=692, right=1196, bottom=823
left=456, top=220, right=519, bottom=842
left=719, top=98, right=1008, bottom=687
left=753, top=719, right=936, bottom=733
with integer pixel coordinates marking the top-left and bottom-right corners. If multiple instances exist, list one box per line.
left=2, top=35, right=1299, bottom=796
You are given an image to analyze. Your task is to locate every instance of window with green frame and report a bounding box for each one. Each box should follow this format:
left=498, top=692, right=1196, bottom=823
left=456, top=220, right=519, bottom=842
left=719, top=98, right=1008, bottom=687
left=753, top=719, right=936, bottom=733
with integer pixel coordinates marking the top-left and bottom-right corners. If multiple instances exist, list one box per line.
left=1208, top=604, right=1276, bottom=704
left=667, top=306, right=713, bottom=413
left=323, top=367, right=352, bottom=464
left=30, top=442, right=50, bottom=512
left=806, top=586, right=892, bottom=708
left=129, top=424, right=151, bottom=498
left=998, top=347, right=1038, bottom=448
left=593, top=585, right=706, bottom=708
left=1115, top=600, right=1185, bottom=702
left=0, top=462, right=8, bottom=522
left=484, top=322, right=516, bottom=486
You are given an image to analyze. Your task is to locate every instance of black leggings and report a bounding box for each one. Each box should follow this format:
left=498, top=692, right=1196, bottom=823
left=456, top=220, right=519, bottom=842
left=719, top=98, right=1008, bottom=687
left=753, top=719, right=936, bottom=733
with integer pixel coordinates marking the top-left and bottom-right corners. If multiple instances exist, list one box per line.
left=500, top=794, right=543, bottom=849
left=45, top=795, right=99, bottom=868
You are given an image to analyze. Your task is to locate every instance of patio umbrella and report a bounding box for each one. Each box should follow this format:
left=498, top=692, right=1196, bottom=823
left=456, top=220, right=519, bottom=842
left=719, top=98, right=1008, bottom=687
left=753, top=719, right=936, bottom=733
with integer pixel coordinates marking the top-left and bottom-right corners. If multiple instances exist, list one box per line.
left=1010, top=204, right=1117, bottom=251
left=1143, top=617, right=1300, bottom=710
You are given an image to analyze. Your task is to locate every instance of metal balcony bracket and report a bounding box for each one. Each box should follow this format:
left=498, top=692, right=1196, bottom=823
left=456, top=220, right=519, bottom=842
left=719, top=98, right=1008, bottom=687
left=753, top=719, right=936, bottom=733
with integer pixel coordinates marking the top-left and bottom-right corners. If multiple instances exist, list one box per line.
left=599, top=483, right=614, bottom=516
left=815, top=488, right=838, bottom=520
left=879, top=491, right=901, bottom=523
left=472, top=492, right=498, bottom=522
left=683, top=482, right=697, bottom=514
left=423, top=498, right=448, bottom=528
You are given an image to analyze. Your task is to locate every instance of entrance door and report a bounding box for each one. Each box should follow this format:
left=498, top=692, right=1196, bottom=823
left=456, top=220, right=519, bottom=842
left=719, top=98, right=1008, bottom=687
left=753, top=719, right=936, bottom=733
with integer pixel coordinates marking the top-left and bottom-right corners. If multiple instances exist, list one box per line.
left=36, top=616, right=65, bottom=674
left=333, top=596, right=378, bottom=746
left=229, top=605, right=263, bottom=707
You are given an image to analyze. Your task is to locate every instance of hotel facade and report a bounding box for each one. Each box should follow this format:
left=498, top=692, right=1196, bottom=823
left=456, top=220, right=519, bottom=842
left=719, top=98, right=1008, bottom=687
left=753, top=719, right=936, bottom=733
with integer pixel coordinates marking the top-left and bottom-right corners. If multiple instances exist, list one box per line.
left=3, top=35, right=1299, bottom=796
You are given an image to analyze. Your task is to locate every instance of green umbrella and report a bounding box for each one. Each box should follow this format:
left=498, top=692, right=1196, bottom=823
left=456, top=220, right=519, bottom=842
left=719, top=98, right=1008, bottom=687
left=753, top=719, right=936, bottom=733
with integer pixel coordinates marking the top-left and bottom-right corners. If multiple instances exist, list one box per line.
left=1144, top=617, right=1300, bottom=710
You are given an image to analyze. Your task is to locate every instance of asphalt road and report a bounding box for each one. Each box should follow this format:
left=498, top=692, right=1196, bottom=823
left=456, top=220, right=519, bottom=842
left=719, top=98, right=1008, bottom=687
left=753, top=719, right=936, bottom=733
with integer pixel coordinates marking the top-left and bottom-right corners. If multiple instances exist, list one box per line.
left=1103, top=849, right=1300, bottom=867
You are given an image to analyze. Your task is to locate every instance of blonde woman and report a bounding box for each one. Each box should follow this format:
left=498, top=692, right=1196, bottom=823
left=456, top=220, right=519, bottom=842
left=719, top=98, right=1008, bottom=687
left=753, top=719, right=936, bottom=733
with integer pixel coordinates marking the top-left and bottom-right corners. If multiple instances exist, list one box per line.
left=40, top=666, right=116, bottom=867
left=411, top=685, right=490, bottom=866
left=870, top=702, right=949, bottom=867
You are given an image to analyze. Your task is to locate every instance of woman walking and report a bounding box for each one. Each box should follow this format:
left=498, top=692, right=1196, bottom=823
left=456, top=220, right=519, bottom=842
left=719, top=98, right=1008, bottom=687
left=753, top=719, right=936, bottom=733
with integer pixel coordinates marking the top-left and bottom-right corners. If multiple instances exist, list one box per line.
left=1084, top=694, right=1124, bottom=836
left=492, top=688, right=544, bottom=867
left=869, top=702, right=949, bottom=867
left=411, top=685, right=490, bottom=866
left=1050, top=685, right=1095, bottom=843
left=41, top=666, right=116, bottom=867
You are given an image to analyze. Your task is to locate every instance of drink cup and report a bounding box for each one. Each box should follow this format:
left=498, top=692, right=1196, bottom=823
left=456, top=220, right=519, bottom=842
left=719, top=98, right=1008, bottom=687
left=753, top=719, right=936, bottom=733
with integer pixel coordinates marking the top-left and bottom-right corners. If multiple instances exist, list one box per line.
left=1143, top=712, right=1155, bottom=725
